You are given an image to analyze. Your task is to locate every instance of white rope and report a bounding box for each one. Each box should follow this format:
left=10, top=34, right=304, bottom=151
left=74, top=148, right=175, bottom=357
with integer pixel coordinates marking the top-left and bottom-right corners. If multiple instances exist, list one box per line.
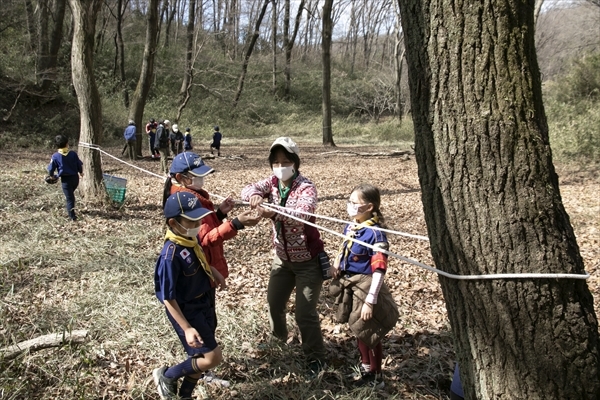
left=267, top=201, right=428, bottom=241
left=79, top=142, right=165, bottom=180
left=76, top=143, right=590, bottom=281
left=256, top=202, right=590, bottom=281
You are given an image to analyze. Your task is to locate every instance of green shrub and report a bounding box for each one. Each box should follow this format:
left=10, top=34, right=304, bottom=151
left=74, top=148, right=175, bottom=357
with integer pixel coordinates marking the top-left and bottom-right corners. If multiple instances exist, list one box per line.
left=544, top=51, right=600, bottom=163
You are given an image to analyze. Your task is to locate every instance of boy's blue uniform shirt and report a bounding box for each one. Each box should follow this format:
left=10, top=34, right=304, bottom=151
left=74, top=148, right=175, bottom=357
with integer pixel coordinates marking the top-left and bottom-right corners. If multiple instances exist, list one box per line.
left=155, top=240, right=213, bottom=305
left=340, top=224, right=388, bottom=275
left=47, top=151, right=83, bottom=177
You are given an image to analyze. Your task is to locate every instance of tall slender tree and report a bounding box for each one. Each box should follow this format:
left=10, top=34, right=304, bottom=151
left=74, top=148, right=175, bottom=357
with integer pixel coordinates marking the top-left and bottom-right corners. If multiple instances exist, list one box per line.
left=69, top=0, right=104, bottom=200
left=397, top=0, right=600, bottom=398
left=129, top=0, right=160, bottom=158
left=180, top=0, right=197, bottom=96
left=283, top=0, right=305, bottom=98
left=232, top=0, right=270, bottom=107
left=321, top=0, right=334, bottom=146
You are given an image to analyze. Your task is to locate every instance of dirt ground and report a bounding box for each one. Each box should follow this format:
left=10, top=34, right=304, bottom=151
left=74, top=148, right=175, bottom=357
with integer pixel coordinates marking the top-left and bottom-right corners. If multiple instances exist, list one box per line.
left=0, top=143, right=598, bottom=399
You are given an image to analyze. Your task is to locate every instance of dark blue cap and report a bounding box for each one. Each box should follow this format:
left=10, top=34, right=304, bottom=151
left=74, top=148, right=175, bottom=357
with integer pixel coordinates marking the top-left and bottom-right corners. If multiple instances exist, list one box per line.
left=169, top=152, right=214, bottom=177
left=164, top=192, right=213, bottom=221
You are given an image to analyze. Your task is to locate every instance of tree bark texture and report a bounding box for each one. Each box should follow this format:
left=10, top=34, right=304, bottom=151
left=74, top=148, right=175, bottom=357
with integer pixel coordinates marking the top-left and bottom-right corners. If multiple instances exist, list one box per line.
left=397, top=0, right=600, bottom=399
left=69, top=0, right=104, bottom=201
left=129, top=0, right=159, bottom=157
left=321, top=0, right=334, bottom=146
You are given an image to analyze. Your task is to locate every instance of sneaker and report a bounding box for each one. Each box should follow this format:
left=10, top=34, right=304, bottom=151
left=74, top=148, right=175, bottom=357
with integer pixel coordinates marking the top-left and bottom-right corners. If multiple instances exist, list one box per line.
left=202, top=370, right=231, bottom=388
left=152, top=366, right=178, bottom=399
left=353, top=372, right=385, bottom=390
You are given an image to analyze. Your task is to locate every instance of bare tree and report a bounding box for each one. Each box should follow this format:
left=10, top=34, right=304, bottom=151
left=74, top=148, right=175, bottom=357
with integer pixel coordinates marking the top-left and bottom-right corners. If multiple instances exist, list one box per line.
left=393, top=2, right=405, bottom=120
left=129, top=0, right=160, bottom=158
left=397, top=0, right=600, bottom=398
left=40, top=0, right=67, bottom=92
left=321, top=0, right=334, bottom=146
left=110, top=0, right=130, bottom=107
left=232, top=0, right=270, bottom=107
left=283, top=0, right=305, bottom=98
left=271, top=0, right=277, bottom=94
left=180, top=0, right=197, bottom=96
left=68, top=0, right=105, bottom=201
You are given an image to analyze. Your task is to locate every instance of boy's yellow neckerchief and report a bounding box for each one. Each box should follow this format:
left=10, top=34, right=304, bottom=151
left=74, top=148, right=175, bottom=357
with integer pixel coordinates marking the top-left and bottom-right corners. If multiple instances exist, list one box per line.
left=338, top=214, right=379, bottom=270
left=58, top=147, right=70, bottom=156
left=164, top=228, right=214, bottom=282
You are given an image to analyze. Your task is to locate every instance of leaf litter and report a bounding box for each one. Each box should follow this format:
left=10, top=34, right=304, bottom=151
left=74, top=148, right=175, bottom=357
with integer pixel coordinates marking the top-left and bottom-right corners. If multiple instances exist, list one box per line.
left=0, top=145, right=597, bottom=399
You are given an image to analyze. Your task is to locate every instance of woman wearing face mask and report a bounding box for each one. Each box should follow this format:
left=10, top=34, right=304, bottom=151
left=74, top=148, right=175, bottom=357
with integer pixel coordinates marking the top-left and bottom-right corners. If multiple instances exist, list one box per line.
left=241, top=137, right=328, bottom=375
left=328, top=183, right=399, bottom=390
left=163, top=151, right=261, bottom=387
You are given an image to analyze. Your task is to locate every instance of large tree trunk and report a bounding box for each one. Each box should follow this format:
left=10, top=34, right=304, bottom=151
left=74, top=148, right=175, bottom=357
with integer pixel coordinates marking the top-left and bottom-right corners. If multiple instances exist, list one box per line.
left=129, top=0, right=159, bottom=157
left=232, top=0, right=269, bottom=108
left=69, top=0, right=104, bottom=201
left=180, top=0, right=196, bottom=96
left=397, top=0, right=600, bottom=399
left=321, top=0, right=334, bottom=146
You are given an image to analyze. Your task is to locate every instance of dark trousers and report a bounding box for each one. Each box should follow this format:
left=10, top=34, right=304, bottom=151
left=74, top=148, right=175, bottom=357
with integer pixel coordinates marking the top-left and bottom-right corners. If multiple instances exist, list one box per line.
left=126, top=139, right=136, bottom=160
left=148, top=133, right=159, bottom=156
left=60, top=175, right=79, bottom=220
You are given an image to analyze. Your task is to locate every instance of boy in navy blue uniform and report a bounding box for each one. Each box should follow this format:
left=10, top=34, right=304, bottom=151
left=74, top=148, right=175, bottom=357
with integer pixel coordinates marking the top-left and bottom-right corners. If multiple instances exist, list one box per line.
left=47, top=135, right=83, bottom=221
left=153, top=192, right=224, bottom=399
left=210, top=126, right=221, bottom=156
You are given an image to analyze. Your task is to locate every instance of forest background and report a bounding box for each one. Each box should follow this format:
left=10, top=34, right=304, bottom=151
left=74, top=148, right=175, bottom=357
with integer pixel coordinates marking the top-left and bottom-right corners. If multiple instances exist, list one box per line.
left=0, top=0, right=598, bottom=159
left=0, top=0, right=599, bottom=399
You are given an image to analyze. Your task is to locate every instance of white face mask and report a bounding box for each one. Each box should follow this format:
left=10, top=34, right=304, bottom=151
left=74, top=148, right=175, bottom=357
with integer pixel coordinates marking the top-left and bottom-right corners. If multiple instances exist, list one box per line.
left=273, top=166, right=295, bottom=181
left=186, top=176, right=204, bottom=190
left=347, top=202, right=360, bottom=217
left=176, top=220, right=200, bottom=238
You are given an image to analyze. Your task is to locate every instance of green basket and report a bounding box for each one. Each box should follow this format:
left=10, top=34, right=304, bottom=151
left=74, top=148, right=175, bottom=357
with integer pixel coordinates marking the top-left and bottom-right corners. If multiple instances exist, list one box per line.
left=103, top=174, right=127, bottom=204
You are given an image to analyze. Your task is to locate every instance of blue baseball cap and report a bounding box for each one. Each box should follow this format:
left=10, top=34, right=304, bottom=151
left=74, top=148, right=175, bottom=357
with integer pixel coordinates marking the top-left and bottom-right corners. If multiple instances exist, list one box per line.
left=170, top=152, right=214, bottom=177
left=164, top=192, right=213, bottom=221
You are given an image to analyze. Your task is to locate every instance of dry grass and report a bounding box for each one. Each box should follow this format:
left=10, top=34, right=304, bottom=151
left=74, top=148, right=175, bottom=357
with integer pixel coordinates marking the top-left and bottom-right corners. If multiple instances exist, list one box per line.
left=0, top=143, right=598, bottom=400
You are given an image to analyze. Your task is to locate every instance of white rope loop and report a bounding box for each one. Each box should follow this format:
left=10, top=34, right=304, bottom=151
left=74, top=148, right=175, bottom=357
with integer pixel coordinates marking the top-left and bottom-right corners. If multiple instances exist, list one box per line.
left=78, top=143, right=591, bottom=281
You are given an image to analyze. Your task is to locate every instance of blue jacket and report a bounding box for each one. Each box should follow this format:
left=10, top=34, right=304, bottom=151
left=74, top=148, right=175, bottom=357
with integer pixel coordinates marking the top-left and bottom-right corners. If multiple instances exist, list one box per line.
left=124, top=124, right=136, bottom=141
left=47, top=150, right=83, bottom=177
left=340, top=223, right=388, bottom=275
left=154, top=239, right=213, bottom=305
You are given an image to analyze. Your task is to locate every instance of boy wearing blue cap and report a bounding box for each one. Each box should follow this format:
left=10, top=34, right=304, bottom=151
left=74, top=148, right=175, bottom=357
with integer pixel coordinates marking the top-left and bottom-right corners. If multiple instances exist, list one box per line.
left=153, top=191, right=224, bottom=399
left=47, top=135, right=83, bottom=221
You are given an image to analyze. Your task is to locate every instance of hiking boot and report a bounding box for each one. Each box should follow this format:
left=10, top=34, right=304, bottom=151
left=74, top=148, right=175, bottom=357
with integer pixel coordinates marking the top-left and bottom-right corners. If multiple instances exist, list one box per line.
left=202, top=370, right=231, bottom=388
left=152, top=366, right=178, bottom=399
left=353, top=372, right=385, bottom=390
